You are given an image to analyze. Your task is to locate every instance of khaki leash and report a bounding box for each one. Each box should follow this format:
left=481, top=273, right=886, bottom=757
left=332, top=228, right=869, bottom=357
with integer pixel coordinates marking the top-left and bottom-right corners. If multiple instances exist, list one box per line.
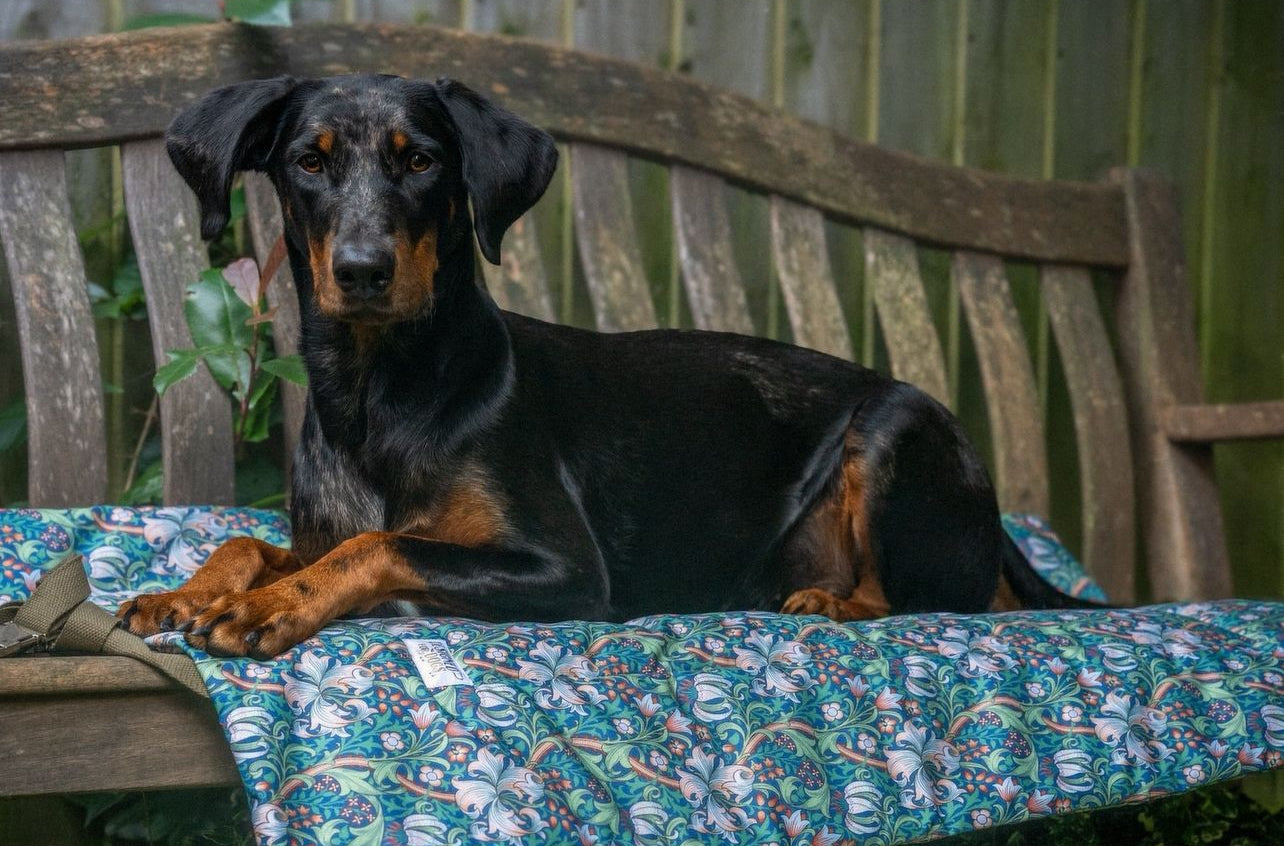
left=0, top=553, right=209, bottom=698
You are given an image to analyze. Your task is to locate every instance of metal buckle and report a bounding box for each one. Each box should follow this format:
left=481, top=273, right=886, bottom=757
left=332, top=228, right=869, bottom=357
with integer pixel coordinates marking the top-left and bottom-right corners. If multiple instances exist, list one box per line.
left=0, top=620, right=43, bottom=657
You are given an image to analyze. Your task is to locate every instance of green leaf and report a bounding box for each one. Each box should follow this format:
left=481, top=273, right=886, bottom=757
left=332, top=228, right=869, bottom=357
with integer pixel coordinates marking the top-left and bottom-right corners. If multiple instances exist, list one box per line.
left=119, top=461, right=163, bottom=506
left=224, top=0, right=292, bottom=26
left=153, top=351, right=200, bottom=396
left=240, top=377, right=278, bottom=443
left=260, top=354, right=308, bottom=386
left=0, top=398, right=26, bottom=453
left=187, top=269, right=255, bottom=349
left=235, top=452, right=284, bottom=505
left=121, top=12, right=215, bottom=30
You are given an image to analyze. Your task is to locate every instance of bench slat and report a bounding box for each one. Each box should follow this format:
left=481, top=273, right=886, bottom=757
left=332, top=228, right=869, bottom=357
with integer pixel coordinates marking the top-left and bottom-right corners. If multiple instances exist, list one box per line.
left=769, top=196, right=853, bottom=359
left=1041, top=265, right=1136, bottom=602
left=955, top=252, right=1049, bottom=516
left=122, top=139, right=234, bottom=505
left=1, top=687, right=236, bottom=795
left=571, top=145, right=657, bottom=332
left=1110, top=168, right=1231, bottom=600
left=1162, top=400, right=1284, bottom=443
left=244, top=172, right=305, bottom=495
left=0, top=23, right=1130, bottom=267
left=671, top=166, right=755, bottom=334
left=480, top=213, right=556, bottom=322
left=863, top=228, right=950, bottom=406
left=0, top=150, right=106, bottom=505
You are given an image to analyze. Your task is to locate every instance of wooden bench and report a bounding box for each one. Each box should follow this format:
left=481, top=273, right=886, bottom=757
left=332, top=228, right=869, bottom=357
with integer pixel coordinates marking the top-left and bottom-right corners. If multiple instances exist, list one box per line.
left=2, top=21, right=1282, bottom=796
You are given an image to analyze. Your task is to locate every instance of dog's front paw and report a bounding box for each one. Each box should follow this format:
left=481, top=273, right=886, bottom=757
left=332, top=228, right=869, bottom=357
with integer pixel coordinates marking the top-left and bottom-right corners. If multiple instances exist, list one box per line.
left=117, top=591, right=220, bottom=637
left=182, top=585, right=318, bottom=659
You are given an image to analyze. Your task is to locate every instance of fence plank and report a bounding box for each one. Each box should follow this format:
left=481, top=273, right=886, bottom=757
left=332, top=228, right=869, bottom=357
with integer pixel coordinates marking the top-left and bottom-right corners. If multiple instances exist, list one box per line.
left=122, top=139, right=234, bottom=505
left=864, top=228, right=949, bottom=405
left=955, top=251, right=1048, bottom=515
left=0, top=150, right=106, bottom=505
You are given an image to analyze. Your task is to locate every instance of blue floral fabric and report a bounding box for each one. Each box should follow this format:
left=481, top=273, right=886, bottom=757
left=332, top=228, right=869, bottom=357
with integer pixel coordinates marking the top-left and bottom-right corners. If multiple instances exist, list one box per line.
left=2, top=508, right=1282, bottom=846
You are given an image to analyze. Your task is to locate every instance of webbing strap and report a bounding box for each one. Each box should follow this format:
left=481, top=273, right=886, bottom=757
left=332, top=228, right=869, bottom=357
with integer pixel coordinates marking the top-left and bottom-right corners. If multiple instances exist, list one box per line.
left=0, top=554, right=208, bottom=698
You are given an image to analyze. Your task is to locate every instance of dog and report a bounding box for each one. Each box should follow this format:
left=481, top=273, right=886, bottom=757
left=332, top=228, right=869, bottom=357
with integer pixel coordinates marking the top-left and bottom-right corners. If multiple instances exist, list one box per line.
left=118, top=74, right=1095, bottom=659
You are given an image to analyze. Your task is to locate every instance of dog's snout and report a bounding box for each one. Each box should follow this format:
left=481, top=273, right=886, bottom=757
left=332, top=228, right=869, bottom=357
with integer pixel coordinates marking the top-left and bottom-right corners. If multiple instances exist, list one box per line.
left=332, top=243, right=395, bottom=299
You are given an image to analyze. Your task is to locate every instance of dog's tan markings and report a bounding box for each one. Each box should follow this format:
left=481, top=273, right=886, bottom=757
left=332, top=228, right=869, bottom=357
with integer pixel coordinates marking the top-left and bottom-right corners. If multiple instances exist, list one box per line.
left=399, top=467, right=510, bottom=548
left=308, top=232, right=345, bottom=316
left=780, top=431, right=890, bottom=622
left=387, top=226, right=439, bottom=317
left=186, top=532, right=432, bottom=658
left=117, top=537, right=303, bottom=636
left=316, top=129, right=335, bottom=155
left=990, top=576, right=1022, bottom=612
left=390, top=129, right=409, bottom=152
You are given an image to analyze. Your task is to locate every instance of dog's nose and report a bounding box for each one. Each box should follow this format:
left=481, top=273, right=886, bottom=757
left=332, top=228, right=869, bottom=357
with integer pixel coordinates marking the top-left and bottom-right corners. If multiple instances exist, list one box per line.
left=332, top=243, right=395, bottom=299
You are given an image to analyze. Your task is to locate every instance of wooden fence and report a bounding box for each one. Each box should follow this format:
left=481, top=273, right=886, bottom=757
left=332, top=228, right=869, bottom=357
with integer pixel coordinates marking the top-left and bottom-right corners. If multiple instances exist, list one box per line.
left=0, top=0, right=1279, bottom=598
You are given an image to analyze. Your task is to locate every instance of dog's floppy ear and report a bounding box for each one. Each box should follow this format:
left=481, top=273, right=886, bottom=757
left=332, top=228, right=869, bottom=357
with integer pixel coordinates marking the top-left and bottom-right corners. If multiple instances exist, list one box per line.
left=166, top=76, right=298, bottom=240
left=432, top=78, right=558, bottom=265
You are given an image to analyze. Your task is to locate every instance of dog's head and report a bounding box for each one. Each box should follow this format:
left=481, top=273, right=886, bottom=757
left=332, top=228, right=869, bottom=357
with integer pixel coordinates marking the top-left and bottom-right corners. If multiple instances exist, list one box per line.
left=166, top=74, right=557, bottom=323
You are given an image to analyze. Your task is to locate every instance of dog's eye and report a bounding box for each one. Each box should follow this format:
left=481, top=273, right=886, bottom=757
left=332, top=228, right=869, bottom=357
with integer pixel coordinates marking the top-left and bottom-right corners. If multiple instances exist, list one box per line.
left=408, top=152, right=435, bottom=174
left=298, top=153, right=323, bottom=174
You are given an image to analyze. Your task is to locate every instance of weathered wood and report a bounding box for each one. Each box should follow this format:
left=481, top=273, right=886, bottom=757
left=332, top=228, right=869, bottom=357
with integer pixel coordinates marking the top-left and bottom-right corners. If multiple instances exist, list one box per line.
left=0, top=22, right=1129, bottom=267
left=244, top=172, right=305, bottom=496
left=0, top=654, right=190, bottom=696
left=0, top=688, right=236, bottom=795
left=1162, top=401, right=1284, bottom=443
left=571, top=144, right=657, bottom=332
left=670, top=165, right=755, bottom=335
left=863, top=228, right=950, bottom=406
left=0, top=151, right=106, bottom=506
left=954, top=252, right=1049, bottom=515
left=769, top=196, right=852, bottom=359
left=122, top=139, right=235, bottom=506
left=479, top=213, right=556, bottom=322
left=1041, top=265, right=1136, bottom=602
left=1111, top=168, right=1231, bottom=601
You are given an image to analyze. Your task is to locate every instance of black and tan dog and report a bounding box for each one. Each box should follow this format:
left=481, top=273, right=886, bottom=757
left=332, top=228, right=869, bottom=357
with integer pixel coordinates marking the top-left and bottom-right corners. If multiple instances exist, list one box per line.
left=119, top=74, right=1093, bottom=658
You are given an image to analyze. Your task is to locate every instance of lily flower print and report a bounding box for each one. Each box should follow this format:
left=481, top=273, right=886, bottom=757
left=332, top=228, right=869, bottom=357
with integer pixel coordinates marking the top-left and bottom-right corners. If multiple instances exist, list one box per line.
left=282, top=649, right=375, bottom=738
left=141, top=507, right=227, bottom=575
left=1091, top=691, right=1171, bottom=766
left=886, top=722, right=963, bottom=808
left=677, top=747, right=755, bottom=841
left=453, top=749, right=547, bottom=843
left=732, top=630, right=813, bottom=701
left=516, top=641, right=605, bottom=714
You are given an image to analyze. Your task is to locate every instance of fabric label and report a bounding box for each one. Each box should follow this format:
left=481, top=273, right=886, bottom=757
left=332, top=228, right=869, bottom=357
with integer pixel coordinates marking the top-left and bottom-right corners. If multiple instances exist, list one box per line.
left=404, top=638, right=473, bottom=688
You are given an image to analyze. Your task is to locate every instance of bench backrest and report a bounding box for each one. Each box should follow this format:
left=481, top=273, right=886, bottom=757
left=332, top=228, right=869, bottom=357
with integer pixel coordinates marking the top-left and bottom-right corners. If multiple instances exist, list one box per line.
left=0, top=23, right=1234, bottom=603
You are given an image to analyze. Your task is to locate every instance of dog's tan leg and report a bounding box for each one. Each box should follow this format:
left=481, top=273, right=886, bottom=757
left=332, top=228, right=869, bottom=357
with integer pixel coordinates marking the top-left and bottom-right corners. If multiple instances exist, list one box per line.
left=781, top=578, right=891, bottom=622
left=118, top=537, right=304, bottom=636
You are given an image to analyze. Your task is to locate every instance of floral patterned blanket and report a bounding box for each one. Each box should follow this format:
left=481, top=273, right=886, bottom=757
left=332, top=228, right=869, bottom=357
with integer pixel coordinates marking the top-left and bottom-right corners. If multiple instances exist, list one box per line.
left=3, top=507, right=1282, bottom=846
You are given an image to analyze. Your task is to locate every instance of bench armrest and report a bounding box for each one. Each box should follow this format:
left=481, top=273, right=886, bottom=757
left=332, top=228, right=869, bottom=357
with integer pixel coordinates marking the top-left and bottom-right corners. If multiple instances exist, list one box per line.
left=1161, top=400, right=1284, bottom=442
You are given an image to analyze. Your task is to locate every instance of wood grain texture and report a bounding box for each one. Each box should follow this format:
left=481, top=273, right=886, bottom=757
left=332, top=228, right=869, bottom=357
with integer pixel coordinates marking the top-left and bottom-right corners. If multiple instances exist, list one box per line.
left=1162, top=401, right=1284, bottom=443
left=479, top=213, right=556, bottom=322
left=121, top=139, right=234, bottom=505
left=769, top=196, right=852, bottom=359
left=0, top=22, right=1128, bottom=266
left=954, top=251, right=1049, bottom=515
left=1041, top=265, right=1136, bottom=602
left=571, top=144, right=657, bottom=332
left=863, top=228, right=950, bottom=406
left=670, top=165, right=755, bottom=335
left=0, top=688, right=236, bottom=795
left=244, top=171, right=305, bottom=495
left=1111, top=167, right=1231, bottom=601
left=0, top=150, right=106, bottom=506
